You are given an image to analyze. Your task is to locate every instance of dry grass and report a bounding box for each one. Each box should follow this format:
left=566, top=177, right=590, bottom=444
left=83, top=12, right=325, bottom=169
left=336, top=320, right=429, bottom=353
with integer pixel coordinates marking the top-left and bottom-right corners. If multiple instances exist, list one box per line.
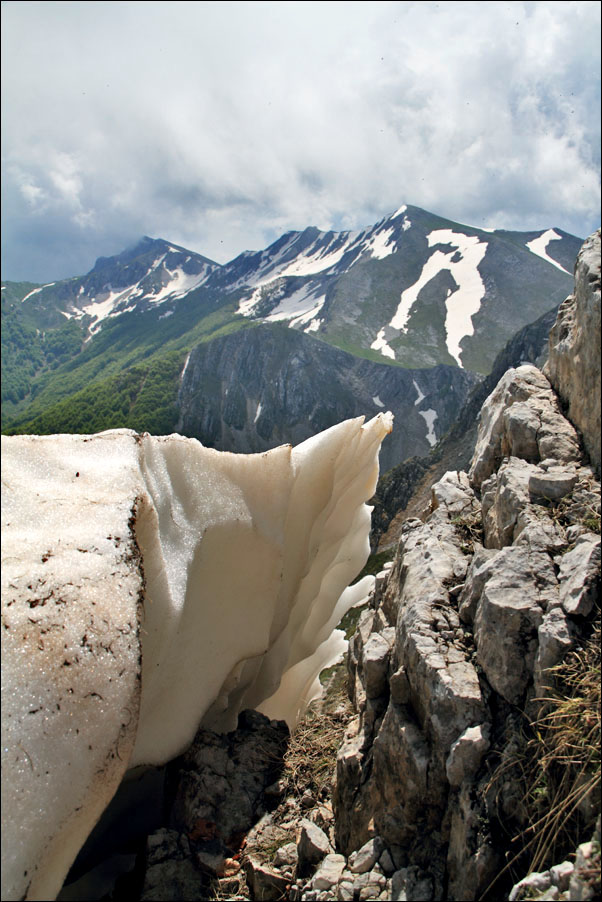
left=520, top=621, right=601, bottom=873
left=282, top=663, right=353, bottom=805
left=483, top=617, right=601, bottom=898
left=210, top=660, right=354, bottom=900
left=451, top=510, right=484, bottom=554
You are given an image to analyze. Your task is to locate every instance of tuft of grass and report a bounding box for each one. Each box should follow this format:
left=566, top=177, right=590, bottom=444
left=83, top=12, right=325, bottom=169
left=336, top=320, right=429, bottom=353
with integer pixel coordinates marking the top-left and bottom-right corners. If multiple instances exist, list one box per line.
left=519, top=620, right=601, bottom=872
left=451, top=510, right=484, bottom=554
left=483, top=618, right=601, bottom=897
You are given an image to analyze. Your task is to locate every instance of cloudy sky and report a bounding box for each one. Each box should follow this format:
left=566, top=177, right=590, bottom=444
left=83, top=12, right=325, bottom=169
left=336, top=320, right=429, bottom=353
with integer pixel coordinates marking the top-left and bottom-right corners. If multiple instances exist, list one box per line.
left=2, top=0, right=600, bottom=283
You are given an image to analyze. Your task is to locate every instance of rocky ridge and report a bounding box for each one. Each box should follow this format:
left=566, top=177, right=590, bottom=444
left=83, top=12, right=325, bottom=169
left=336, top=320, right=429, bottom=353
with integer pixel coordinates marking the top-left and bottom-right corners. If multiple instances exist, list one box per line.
left=544, top=229, right=601, bottom=477
left=332, top=360, right=600, bottom=900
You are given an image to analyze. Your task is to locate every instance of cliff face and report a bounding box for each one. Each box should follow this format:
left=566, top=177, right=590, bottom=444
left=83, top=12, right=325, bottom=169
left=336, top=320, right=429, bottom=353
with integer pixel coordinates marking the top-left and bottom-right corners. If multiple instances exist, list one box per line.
left=176, top=323, right=479, bottom=474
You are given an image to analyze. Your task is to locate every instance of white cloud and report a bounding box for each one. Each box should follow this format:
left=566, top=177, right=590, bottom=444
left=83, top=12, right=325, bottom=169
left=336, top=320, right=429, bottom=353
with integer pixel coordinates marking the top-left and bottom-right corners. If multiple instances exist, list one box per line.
left=1, top=0, right=600, bottom=281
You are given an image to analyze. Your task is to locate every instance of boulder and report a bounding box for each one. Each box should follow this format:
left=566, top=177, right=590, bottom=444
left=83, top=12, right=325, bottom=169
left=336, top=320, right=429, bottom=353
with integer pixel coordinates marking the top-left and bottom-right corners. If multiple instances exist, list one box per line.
left=558, top=534, right=601, bottom=618
left=311, top=853, right=346, bottom=890
left=445, top=725, right=491, bottom=788
left=273, top=842, right=298, bottom=871
left=469, top=365, right=581, bottom=488
left=244, top=857, right=290, bottom=901
left=297, top=819, right=332, bottom=872
left=170, top=710, right=289, bottom=852
left=348, top=837, right=385, bottom=874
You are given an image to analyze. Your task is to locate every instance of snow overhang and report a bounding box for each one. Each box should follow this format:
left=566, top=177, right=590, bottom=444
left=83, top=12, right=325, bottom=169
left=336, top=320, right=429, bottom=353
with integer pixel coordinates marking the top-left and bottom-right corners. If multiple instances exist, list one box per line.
left=1, top=412, right=392, bottom=901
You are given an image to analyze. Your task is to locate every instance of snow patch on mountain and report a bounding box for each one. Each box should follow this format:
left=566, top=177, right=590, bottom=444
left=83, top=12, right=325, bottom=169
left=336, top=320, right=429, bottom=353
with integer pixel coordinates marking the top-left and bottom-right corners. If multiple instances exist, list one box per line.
left=78, top=256, right=215, bottom=334
left=237, top=219, right=408, bottom=327
left=20, top=283, right=56, bottom=303
left=83, top=287, right=133, bottom=334
left=413, top=379, right=425, bottom=406
left=419, top=408, right=438, bottom=446
left=385, top=229, right=488, bottom=367
left=526, top=229, right=570, bottom=274
left=258, top=285, right=327, bottom=327
left=373, top=395, right=385, bottom=408
left=147, top=263, right=213, bottom=304
left=277, top=235, right=352, bottom=277
left=371, top=327, right=396, bottom=360
left=304, top=317, right=323, bottom=333
left=362, top=225, right=397, bottom=259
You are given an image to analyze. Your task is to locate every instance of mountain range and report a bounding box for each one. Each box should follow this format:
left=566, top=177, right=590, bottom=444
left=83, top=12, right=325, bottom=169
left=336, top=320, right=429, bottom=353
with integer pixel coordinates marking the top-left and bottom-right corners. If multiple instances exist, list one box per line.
left=1, top=204, right=581, bottom=471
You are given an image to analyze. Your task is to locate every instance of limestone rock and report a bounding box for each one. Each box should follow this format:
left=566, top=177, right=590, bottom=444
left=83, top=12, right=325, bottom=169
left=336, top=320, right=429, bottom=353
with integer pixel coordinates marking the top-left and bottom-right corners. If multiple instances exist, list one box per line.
left=273, top=842, right=298, bottom=871
left=549, top=860, right=574, bottom=891
left=558, top=534, right=601, bottom=618
left=458, top=547, right=498, bottom=624
left=389, top=666, right=412, bottom=704
left=311, top=853, right=346, bottom=890
left=445, top=725, right=491, bottom=788
left=141, top=830, right=204, bottom=902
left=348, top=837, right=385, bottom=874
left=170, top=710, right=289, bottom=852
left=362, top=633, right=393, bottom=699
left=534, top=607, right=575, bottom=697
left=481, top=457, right=536, bottom=547
left=431, top=470, right=479, bottom=517
left=391, top=866, right=434, bottom=901
left=545, top=229, right=601, bottom=476
left=529, top=467, right=579, bottom=501
left=244, top=856, right=290, bottom=901
left=469, top=365, right=581, bottom=488
left=509, top=869, right=552, bottom=901
left=473, top=546, right=557, bottom=703
left=297, top=819, right=333, bottom=872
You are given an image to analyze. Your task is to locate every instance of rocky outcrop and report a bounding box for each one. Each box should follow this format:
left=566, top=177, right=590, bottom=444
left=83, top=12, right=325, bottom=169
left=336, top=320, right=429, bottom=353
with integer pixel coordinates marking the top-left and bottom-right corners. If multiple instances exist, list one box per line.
left=333, top=362, right=601, bottom=900
left=544, top=229, right=601, bottom=476
left=139, top=710, right=289, bottom=901
left=371, top=304, right=561, bottom=549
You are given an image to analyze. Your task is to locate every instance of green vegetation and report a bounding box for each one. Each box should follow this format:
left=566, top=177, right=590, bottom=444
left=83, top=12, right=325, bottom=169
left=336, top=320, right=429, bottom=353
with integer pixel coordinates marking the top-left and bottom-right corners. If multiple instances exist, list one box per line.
left=6, top=351, right=187, bottom=436
left=2, top=284, right=252, bottom=434
left=352, top=548, right=395, bottom=583
left=1, top=287, right=87, bottom=421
